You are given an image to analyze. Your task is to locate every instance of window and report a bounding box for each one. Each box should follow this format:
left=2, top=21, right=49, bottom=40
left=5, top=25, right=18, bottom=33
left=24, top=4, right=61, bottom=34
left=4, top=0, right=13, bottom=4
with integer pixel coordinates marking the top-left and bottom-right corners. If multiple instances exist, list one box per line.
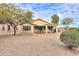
left=23, top=26, right=31, bottom=30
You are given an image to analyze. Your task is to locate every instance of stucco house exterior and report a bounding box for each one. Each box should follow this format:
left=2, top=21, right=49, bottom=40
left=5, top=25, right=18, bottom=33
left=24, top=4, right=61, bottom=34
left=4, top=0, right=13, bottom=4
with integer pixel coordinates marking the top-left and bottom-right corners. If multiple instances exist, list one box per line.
left=22, top=19, right=58, bottom=34
left=0, top=19, right=59, bottom=34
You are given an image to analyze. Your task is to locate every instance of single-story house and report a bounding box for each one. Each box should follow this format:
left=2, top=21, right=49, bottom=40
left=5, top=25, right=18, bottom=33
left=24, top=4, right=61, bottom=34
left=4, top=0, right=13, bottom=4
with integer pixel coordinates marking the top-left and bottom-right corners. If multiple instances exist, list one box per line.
left=22, top=19, right=58, bottom=34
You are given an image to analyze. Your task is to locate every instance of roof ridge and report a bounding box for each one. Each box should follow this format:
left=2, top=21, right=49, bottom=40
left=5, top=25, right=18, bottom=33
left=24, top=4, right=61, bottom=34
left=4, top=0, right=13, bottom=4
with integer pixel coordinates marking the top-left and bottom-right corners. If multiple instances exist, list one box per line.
left=31, top=18, right=50, bottom=24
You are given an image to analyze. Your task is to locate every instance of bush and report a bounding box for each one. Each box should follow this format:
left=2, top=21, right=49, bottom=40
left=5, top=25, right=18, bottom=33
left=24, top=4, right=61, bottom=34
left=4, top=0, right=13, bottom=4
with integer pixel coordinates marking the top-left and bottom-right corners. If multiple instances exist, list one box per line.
left=60, top=30, right=79, bottom=49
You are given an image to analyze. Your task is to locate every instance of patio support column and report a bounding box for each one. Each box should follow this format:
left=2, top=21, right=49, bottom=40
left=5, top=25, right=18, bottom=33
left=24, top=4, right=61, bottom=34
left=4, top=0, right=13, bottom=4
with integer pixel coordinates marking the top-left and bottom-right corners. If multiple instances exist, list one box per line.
left=31, top=25, right=34, bottom=33
left=52, top=26, right=54, bottom=33
left=46, top=25, right=48, bottom=34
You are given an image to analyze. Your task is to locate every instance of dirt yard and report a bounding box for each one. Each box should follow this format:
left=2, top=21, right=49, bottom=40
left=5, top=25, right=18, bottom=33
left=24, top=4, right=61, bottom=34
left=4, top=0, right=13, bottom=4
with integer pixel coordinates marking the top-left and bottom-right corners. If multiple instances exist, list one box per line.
left=0, top=30, right=79, bottom=56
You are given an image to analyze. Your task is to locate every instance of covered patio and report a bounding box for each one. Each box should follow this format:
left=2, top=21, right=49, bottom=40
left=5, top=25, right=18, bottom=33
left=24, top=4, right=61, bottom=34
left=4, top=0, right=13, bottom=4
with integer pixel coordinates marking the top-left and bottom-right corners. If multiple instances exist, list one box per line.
left=34, top=26, right=54, bottom=34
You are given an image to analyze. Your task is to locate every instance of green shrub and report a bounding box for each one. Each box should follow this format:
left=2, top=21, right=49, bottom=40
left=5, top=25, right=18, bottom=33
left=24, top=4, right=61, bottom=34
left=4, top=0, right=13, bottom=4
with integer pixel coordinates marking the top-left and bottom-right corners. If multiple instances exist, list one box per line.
left=60, top=30, right=79, bottom=49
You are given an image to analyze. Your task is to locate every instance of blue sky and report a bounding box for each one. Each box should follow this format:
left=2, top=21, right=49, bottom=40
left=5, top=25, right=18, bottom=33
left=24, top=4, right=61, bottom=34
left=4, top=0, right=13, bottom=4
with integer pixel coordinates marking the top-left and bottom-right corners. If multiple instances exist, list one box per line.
left=16, top=3, right=79, bottom=24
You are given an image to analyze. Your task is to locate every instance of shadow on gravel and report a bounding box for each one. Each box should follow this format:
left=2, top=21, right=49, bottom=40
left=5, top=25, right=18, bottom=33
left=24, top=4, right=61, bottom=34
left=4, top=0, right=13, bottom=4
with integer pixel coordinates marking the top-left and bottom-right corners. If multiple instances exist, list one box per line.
left=0, top=31, right=33, bottom=39
left=0, top=34, right=13, bottom=39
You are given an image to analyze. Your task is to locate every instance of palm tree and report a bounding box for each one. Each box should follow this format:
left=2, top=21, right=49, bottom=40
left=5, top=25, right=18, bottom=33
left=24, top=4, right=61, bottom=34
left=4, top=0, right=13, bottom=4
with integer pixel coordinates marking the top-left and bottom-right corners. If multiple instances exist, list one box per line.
left=51, top=14, right=59, bottom=33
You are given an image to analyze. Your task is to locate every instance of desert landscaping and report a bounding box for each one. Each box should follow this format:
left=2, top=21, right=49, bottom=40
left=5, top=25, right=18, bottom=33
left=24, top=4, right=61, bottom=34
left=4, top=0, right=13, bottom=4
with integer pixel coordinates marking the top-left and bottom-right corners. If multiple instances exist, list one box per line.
left=0, top=3, right=79, bottom=56
left=0, top=30, right=78, bottom=56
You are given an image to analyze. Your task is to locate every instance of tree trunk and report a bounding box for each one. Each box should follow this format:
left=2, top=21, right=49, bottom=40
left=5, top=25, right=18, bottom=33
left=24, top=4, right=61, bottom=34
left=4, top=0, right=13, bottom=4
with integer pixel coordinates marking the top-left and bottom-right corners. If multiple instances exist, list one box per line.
left=7, top=25, right=11, bottom=31
left=68, top=46, right=73, bottom=49
left=13, top=26, right=17, bottom=36
left=56, top=26, right=58, bottom=33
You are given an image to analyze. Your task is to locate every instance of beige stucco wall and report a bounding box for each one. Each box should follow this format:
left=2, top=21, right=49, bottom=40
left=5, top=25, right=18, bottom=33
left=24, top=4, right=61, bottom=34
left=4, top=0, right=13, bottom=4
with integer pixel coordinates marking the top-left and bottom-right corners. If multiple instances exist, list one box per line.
left=31, top=20, right=48, bottom=26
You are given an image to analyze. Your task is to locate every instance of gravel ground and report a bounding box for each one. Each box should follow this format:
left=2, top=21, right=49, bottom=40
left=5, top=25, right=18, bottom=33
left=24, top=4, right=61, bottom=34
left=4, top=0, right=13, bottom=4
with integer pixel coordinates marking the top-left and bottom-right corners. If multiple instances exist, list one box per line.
left=0, top=30, right=79, bottom=56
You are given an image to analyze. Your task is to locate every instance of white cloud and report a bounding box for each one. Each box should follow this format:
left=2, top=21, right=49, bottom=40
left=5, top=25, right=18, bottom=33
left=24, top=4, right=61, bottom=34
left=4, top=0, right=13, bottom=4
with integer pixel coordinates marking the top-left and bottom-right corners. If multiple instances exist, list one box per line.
left=16, top=3, right=79, bottom=23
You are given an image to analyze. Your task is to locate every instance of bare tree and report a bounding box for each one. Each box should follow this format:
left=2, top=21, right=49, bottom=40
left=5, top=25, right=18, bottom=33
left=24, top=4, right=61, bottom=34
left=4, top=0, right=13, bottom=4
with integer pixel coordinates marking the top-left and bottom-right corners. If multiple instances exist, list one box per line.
left=63, top=17, right=74, bottom=24
left=63, top=17, right=74, bottom=30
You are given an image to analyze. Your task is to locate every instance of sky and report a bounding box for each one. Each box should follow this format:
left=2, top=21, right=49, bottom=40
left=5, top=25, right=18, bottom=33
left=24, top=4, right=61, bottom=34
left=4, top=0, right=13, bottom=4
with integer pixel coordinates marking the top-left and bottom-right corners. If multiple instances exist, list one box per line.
left=16, top=3, right=79, bottom=24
